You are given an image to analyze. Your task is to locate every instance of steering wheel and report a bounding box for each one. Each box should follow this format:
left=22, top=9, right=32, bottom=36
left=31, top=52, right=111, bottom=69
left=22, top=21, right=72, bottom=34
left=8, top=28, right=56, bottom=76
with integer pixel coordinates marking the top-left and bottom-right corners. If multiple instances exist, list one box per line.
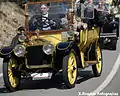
left=29, top=15, right=56, bottom=31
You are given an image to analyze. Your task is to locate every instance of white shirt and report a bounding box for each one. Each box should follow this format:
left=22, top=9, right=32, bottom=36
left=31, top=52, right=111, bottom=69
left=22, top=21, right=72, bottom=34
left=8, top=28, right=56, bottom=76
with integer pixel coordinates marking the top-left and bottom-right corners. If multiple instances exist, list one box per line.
left=42, top=13, right=51, bottom=30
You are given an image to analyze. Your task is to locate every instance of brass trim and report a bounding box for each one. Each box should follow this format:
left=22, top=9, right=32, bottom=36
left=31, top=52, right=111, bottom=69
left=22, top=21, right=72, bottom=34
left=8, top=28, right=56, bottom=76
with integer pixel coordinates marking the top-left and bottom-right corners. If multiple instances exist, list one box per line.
left=43, top=35, right=61, bottom=41
left=27, top=0, right=72, bottom=4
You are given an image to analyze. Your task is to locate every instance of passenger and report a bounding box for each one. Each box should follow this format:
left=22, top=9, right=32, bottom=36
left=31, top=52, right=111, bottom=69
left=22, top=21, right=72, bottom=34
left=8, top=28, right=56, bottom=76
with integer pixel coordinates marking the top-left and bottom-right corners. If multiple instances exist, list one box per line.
left=60, top=9, right=70, bottom=28
left=73, top=16, right=87, bottom=36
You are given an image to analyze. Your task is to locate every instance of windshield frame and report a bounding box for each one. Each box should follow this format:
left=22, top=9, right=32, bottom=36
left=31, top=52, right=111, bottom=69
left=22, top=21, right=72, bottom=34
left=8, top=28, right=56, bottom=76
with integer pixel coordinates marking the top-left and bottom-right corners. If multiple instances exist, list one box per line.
left=25, top=0, right=73, bottom=35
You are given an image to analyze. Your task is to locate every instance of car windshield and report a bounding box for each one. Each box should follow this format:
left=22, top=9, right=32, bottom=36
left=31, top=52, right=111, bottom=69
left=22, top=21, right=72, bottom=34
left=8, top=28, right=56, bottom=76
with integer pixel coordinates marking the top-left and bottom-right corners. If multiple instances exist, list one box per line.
left=28, top=1, right=71, bottom=32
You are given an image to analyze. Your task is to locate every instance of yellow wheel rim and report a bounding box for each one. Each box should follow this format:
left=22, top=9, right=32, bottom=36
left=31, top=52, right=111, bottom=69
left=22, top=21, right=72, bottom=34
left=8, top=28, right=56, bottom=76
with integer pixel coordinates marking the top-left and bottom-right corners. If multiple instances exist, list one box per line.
left=96, top=46, right=102, bottom=73
left=8, top=58, right=19, bottom=88
left=80, top=52, right=85, bottom=68
left=68, top=52, right=77, bottom=85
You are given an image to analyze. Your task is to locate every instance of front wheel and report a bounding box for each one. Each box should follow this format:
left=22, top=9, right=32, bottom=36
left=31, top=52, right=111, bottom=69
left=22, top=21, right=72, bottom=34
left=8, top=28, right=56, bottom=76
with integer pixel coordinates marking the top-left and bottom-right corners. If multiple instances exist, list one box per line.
left=3, top=58, right=21, bottom=92
left=92, top=45, right=103, bottom=77
left=62, top=49, right=78, bottom=88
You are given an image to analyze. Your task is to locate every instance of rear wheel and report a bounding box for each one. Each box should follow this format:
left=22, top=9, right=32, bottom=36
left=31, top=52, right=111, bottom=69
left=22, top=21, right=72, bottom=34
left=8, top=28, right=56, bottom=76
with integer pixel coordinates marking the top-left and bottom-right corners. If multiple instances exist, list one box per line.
left=62, top=49, right=78, bottom=88
left=3, top=58, right=21, bottom=92
left=92, top=45, right=103, bottom=77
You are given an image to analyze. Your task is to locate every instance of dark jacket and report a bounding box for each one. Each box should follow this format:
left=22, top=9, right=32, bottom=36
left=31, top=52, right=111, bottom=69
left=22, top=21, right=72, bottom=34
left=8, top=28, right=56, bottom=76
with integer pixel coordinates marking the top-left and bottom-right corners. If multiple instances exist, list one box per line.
left=29, top=13, right=64, bottom=31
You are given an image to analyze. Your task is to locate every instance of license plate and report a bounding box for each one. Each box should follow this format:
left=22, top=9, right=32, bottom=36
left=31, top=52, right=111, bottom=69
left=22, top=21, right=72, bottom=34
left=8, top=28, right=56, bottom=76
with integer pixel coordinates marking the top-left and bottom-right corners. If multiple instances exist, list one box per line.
left=31, top=73, right=52, bottom=80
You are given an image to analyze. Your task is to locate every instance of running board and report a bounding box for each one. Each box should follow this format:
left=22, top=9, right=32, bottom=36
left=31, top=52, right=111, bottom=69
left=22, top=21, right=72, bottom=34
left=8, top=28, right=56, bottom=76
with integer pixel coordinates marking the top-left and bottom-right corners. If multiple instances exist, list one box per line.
left=85, top=61, right=98, bottom=65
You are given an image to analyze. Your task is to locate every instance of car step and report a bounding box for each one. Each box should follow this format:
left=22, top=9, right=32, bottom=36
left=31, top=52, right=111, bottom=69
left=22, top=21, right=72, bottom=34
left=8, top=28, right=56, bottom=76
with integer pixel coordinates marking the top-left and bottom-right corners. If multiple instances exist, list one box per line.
left=85, top=60, right=98, bottom=64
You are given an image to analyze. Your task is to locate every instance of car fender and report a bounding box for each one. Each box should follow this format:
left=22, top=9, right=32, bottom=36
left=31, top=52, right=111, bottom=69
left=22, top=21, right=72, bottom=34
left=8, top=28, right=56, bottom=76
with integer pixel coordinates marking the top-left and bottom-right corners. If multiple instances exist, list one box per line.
left=56, top=41, right=80, bottom=56
left=55, top=41, right=80, bottom=70
left=0, top=46, right=13, bottom=59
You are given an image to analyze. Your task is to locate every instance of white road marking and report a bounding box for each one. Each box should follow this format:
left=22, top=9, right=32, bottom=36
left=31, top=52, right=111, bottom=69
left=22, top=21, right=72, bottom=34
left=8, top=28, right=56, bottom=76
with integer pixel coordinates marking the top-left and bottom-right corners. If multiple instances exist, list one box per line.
left=0, top=58, right=3, bottom=78
left=0, top=73, right=3, bottom=77
left=0, top=58, right=3, bottom=64
left=92, top=53, right=120, bottom=93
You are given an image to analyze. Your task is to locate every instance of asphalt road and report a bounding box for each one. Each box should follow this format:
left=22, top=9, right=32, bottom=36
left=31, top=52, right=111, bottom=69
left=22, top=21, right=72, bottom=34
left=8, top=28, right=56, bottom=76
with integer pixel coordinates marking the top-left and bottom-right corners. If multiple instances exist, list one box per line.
left=0, top=20, right=120, bottom=96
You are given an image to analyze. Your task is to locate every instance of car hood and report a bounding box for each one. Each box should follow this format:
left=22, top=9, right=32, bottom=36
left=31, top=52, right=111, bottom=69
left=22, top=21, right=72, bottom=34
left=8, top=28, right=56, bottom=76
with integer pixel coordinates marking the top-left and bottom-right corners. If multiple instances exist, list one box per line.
left=24, top=33, right=62, bottom=47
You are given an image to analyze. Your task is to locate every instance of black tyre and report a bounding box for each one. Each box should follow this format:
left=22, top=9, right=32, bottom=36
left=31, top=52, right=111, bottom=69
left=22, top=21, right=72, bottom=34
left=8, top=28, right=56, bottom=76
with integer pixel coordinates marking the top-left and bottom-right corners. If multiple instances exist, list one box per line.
left=62, top=49, right=78, bottom=88
left=3, top=58, right=21, bottom=92
left=92, top=45, right=103, bottom=77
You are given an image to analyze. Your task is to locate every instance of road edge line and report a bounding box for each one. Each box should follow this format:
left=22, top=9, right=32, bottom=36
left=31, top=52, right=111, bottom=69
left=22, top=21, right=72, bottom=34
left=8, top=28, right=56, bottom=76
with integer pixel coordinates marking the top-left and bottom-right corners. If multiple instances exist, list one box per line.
left=92, top=53, right=120, bottom=93
left=0, top=73, right=3, bottom=78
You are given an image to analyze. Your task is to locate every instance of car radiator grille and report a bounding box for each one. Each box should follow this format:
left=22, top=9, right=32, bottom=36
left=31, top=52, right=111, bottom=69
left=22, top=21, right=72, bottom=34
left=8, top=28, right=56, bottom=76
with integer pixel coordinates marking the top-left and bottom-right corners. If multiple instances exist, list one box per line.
left=26, top=46, right=52, bottom=66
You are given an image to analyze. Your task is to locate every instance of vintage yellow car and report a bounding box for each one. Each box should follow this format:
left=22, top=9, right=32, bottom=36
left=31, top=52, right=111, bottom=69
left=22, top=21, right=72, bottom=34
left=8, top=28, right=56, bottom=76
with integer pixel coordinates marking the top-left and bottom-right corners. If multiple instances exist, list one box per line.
left=0, top=0, right=103, bottom=92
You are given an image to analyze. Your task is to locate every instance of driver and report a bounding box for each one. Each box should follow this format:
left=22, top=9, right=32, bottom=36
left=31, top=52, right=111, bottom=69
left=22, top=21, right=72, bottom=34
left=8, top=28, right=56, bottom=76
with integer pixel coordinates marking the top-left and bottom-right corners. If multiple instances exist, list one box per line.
left=29, top=4, right=58, bottom=31
left=40, top=4, right=57, bottom=30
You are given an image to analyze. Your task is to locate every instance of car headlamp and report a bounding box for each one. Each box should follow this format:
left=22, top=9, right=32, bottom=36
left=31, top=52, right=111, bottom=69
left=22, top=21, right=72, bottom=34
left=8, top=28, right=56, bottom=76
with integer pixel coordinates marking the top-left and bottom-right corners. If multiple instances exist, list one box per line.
left=18, top=34, right=27, bottom=42
left=14, top=44, right=26, bottom=57
left=43, top=43, right=54, bottom=55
